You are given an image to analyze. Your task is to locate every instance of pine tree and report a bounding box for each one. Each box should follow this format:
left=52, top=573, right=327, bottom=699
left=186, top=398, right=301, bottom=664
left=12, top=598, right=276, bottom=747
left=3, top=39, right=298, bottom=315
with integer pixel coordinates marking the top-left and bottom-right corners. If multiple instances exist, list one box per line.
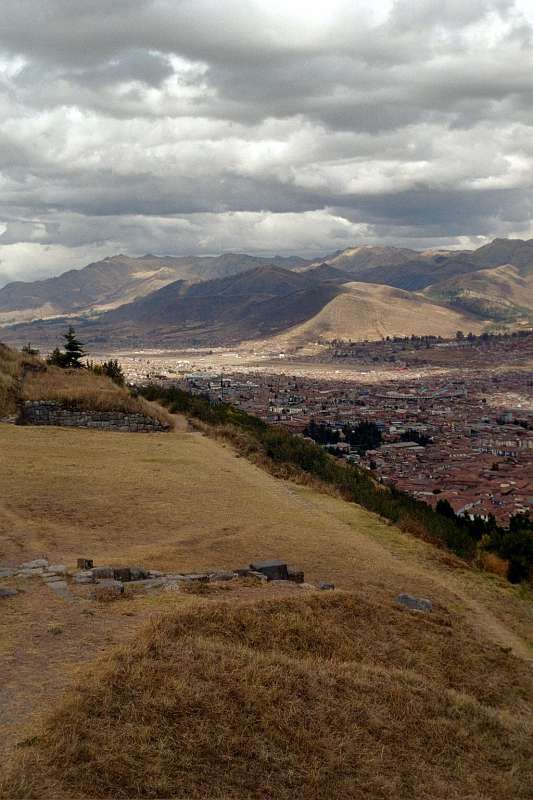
left=62, top=327, right=85, bottom=368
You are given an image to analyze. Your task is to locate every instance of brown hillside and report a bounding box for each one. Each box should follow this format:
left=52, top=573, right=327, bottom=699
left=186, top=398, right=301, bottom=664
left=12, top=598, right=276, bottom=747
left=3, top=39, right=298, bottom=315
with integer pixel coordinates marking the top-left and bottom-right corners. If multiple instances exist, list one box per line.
left=269, top=282, right=486, bottom=345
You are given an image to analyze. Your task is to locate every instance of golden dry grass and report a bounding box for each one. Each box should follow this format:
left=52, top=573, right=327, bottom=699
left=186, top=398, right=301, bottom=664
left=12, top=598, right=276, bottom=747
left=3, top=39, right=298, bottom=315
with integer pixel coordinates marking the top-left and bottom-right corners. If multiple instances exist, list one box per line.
left=2, top=592, right=531, bottom=800
left=1, top=422, right=532, bottom=799
left=21, top=365, right=173, bottom=426
left=0, top=343, right=40, bottom=416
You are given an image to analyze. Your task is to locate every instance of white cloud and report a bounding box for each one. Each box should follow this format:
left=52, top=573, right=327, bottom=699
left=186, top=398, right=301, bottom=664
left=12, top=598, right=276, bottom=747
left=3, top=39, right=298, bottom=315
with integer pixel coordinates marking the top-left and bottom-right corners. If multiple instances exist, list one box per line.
left=0, top=0, right=532, bottom=285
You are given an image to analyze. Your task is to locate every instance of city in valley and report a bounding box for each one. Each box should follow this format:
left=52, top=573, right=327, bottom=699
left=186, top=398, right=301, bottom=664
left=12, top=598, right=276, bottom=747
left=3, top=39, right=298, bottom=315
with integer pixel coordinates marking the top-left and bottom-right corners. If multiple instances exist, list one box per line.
left=104, top=331, right=533, bottom=527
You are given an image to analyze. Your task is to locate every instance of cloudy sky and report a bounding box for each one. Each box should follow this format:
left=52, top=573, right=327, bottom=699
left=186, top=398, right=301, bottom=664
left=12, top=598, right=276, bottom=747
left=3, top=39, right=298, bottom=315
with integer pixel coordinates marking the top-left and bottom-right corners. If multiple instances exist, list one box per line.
left=1, top=0, right=533, bottom=286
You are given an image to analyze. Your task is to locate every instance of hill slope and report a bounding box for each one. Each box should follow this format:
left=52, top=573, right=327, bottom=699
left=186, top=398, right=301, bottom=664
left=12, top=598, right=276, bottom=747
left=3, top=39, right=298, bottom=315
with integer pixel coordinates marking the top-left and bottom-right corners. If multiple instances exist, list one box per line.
left=0, top=421, right=531, bottom=799
left=268, top=281, right=486, bottom=345
left=424, top=263, right=533, bottom=323
left=0, top=253, right=311, bottom=325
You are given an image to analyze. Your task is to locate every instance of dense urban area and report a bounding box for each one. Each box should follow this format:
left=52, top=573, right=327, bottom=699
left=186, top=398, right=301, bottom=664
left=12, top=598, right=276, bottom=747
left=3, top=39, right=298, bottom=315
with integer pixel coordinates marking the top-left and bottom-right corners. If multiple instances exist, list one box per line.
left=115, top=331, right=533, bottom=527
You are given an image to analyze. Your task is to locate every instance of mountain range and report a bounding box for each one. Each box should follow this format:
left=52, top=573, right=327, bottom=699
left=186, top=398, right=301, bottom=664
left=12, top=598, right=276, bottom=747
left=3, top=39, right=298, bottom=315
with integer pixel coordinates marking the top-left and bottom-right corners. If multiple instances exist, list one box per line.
left=1, top=237, right=532, bottom=349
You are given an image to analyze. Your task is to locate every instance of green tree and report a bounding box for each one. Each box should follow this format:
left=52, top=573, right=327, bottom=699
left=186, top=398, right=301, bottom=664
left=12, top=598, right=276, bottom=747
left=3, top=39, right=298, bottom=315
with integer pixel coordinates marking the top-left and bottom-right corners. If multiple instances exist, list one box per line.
left=62, top=327, right=86, bottom=368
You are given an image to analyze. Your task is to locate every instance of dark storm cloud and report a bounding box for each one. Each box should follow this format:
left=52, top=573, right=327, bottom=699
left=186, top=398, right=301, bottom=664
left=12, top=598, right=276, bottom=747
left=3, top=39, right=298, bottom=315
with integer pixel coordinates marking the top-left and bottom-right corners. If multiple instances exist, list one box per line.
left=0, top=0, right=532, bottom=285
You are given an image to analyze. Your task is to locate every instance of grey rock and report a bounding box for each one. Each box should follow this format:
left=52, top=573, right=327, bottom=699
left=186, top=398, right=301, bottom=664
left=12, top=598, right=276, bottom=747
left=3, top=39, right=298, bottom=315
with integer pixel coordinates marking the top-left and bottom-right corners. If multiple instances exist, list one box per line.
left=20, top=559, right=48, bottom=569
left=184, top=573, right=210, bottom=583
left=248, top=570, right=269, bottom=582
left=46, top=564, right=67, bottom=575
left=318, top=582, right=335, bottom=591
left=113, top=566, right=131, bottom=582
left=395, top=593, right=432, bottom=613
left=129, top=567, right=149, bottom=581
left=147, top=570, right=165, bottom=578
left=0, top=587, right=17, bottom=598
left=42, top=574, right=65, bottom=583
left=287, top=566, right=304, bottom=584
left=298, top=583, right=316, bottom=590
left=0, top=568, right=15, bottom=579
left=209, top=571, right=236, bottom=582
left=74, top=571, right=95, bottom=584
left=249, top=560, right=289, bottom=581
left=20, top=567, right=45, bottom=576
left=91, top=566, right=114, bottom=580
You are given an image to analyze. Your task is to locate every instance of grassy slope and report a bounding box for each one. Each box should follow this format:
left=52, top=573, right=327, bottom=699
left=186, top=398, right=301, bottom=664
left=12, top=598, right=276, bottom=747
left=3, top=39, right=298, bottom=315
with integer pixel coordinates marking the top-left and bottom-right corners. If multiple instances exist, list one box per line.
left=0, top=422, right=532, bottom=798
left=259, top=282, right=485, bottom=346
left=424, top=264, right=533, bottom=322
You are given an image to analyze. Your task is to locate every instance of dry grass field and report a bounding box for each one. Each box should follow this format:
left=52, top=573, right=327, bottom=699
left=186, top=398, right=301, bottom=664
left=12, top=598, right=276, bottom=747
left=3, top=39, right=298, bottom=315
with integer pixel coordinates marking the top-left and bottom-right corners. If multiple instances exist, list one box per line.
left=1, top=421, right=532, bottom=798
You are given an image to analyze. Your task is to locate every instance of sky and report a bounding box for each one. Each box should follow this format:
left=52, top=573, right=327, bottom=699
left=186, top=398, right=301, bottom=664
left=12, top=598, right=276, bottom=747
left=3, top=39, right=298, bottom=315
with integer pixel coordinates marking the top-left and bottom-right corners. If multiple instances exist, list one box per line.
left=1, top=0, right=533, bottom=286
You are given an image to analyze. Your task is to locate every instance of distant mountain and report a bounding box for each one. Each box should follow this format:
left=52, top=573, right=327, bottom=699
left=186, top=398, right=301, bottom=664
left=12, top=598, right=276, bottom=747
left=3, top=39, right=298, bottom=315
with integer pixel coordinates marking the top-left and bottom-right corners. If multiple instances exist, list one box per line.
left=0, top=252, right=311, bottom=326
left=349, top=257, right=480, bottom=291
left=308, top=245, right=424, bottom=274
left=97, top=265, right=344, bottom=345
left=0, top=264, right=488, bottom=350
left=468, top=238, right=533, bottom=270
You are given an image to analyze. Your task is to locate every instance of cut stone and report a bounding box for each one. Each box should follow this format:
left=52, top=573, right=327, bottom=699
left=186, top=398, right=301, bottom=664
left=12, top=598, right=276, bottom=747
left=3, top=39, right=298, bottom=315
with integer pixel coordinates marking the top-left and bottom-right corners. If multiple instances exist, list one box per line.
left=20, top=559, right=48, bottom=570
left=74, top=571, right=95, bottom=584
left=0, top=587, right=17, bottom=598
left=298, top=583, right=316, bottom=590
left=249, top=560, right=289, bottom=581
left=209, top=571, right=236, bottom=582
left=0, top=568, right=15, bottom=579
left=184, top=573, right=210, bottom=583
left=91, top=566, right=114, bottom=580
left=113, top=567, right=131, bottom=583
left=287, top=566, right=304, bottom=584
left=318, top=582, right=335, bottom=591
left=129, top=567, right=149, bottom=581
left=395, top=593, right=432, bottom=613
left=47, top=564, right=67, bottom=575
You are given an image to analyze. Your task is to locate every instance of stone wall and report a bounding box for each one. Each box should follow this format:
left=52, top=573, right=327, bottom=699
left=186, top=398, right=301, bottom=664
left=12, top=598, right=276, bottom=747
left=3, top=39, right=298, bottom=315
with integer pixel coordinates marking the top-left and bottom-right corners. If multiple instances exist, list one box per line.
left=20, top=400, right=170, bottom=432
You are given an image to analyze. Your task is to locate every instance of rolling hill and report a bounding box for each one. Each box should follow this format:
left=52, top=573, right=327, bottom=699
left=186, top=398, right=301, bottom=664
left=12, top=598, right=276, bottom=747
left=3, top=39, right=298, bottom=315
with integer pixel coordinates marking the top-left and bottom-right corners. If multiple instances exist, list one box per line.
left=264, top=281, right=486, bottom=346
left=424, top=262, right=533, bottom=324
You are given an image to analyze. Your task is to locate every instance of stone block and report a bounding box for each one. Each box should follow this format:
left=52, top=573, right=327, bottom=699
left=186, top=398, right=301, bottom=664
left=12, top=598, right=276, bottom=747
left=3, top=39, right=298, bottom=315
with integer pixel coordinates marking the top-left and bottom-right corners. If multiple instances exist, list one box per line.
left=298, top=583, right=316, bottom=590
left=77, top=558, right=93, bottom=570
left=20, top=559, right=48, bottom=569
left=318, top=582, right=335, bottom=591
left=147, top=570, right=165, bottom=578
left=0, top=587, right=17, bottom=598
left=91, top=566, right=114, bottom=580
left=0, top=568, right=15, bottom=579
left=287, top=566, right=304, bottom=584
left=248, top=570, right=269, bottom=582
left=209, top=571, right=237, bottom=582
left=113, top=566, right=131, bottom=582
left=395, top=593, right=432, bottom=613
left=47, top=564, right=67, bottom=575
left=184, top=573, right=210, bottom=583
left=20, top=567, right=45, bottom=576
left=74, top=571, right=95, bottom=584
left=249, top=560, right=289, bottom=581
left=129, top=567, right=149, bottom=581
